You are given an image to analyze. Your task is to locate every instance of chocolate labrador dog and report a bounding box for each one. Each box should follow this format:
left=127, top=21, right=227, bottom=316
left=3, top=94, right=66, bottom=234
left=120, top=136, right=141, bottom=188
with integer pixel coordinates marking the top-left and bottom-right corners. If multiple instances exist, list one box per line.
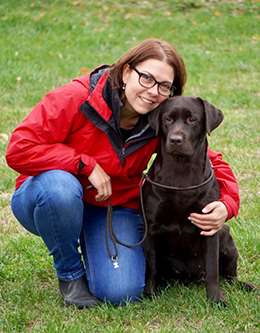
left=141, top=96, right=255, bottom=305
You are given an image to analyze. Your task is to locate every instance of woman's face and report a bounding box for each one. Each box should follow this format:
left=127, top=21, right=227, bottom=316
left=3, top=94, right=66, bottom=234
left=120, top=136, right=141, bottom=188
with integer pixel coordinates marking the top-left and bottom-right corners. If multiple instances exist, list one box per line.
left=122, top=58, right=175, bottom=116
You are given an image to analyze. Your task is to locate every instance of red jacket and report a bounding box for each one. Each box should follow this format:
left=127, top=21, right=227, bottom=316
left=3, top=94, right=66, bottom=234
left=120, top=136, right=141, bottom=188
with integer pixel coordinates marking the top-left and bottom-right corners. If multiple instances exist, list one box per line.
left=6, top=66, right=239, bottom=220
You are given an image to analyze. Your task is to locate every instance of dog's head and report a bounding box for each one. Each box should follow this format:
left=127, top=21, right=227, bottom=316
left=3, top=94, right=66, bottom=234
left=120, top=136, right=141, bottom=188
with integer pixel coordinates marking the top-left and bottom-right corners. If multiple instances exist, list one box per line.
left=148, top=96, right=224, bottom=157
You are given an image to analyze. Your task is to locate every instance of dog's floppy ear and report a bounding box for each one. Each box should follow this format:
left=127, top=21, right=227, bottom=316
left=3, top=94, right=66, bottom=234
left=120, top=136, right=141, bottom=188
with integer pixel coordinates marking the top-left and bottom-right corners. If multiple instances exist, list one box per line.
left=148, top=104, right=163, bottom=136
left=198, top=97, right=224, bottom=135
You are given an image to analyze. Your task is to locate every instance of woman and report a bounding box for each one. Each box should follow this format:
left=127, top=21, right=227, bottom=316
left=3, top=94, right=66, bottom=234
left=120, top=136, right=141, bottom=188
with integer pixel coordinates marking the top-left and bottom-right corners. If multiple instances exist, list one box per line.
left=6, top=38, right=239, bottom=308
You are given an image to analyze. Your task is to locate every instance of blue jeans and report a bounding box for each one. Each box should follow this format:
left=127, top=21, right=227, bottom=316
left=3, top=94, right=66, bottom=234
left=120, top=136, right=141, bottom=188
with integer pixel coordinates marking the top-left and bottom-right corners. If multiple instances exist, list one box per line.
left=11, top=170, right=146, bottom=304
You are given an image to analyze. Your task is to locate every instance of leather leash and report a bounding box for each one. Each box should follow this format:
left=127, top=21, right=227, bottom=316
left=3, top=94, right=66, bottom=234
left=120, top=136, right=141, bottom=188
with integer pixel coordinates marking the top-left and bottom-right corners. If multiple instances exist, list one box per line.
left=142, top=167, right=214, bottom=191
left=86, top=185, right=148, bottom=268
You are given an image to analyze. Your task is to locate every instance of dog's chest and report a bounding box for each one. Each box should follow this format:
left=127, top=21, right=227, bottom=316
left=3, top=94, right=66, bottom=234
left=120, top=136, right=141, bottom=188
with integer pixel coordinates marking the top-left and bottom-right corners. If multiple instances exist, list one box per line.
left=152, top=187, right=206, bottom=216
left=155, top=221, right=204, bottom=268
left=148, top=199, right=199, bottom=235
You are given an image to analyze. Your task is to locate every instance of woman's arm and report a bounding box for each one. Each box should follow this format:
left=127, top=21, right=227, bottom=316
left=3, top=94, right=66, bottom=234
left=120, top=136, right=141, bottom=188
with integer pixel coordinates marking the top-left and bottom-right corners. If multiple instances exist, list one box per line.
left=6, top=82, right=96, bottom=178
left=208, top=148, right=239, bottom=220
left=188, top=148, right=239, bottom=236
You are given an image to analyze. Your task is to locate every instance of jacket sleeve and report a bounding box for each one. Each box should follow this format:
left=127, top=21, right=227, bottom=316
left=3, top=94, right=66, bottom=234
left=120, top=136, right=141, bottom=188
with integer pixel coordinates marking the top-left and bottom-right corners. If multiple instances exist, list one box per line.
left=6, top=82, right=96, bottom=178
left=208, top=148, right=239, bottom=221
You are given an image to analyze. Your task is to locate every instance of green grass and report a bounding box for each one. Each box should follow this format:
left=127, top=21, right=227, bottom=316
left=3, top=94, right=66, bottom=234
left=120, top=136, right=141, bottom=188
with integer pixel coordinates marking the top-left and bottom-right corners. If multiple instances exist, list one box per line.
left=0, top=0, right=260, bottom=331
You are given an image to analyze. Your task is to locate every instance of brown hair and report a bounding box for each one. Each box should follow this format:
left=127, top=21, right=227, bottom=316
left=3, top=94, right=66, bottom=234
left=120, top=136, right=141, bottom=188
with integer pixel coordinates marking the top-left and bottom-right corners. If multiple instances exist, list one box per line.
left=107, top=38, right=187, bottom=97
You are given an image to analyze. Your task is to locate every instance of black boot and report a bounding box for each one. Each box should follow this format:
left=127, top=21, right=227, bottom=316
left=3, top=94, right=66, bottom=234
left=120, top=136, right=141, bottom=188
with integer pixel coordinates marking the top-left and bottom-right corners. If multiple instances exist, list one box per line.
left=59, top=275, right=100, bottom=309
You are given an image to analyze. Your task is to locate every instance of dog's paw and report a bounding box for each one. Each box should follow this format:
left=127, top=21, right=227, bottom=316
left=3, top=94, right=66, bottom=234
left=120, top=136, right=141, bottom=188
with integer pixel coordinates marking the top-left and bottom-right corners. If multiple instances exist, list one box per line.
left=228, top=277, right=257, bottom=292
left=144, top=278, right=157, bottom=296
left=238, top=281, right=257, bottom=292
left=207, top=289, right=227, bottom=307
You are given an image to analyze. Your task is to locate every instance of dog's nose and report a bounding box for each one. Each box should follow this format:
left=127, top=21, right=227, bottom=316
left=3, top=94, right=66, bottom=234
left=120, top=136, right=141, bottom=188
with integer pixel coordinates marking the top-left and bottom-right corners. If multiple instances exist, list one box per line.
left=170, top=135, right=183, bottom=145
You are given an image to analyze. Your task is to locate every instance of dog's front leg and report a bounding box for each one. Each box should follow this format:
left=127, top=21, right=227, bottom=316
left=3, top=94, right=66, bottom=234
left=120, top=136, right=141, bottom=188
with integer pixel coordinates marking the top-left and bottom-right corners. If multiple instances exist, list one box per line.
left=202, top=233, right=227, bottom=306
left=143, top=234, right=157, bottom=296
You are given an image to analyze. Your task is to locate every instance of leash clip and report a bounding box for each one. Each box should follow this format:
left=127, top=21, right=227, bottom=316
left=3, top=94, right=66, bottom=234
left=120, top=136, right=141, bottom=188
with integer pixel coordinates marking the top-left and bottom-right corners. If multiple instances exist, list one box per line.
left=111, top=256, right=119, bottom=269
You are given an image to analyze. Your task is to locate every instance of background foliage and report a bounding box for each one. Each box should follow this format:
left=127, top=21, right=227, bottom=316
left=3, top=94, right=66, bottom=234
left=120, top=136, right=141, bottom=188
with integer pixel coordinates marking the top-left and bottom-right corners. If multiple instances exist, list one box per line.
left=0, top=0, right=259, bottom=332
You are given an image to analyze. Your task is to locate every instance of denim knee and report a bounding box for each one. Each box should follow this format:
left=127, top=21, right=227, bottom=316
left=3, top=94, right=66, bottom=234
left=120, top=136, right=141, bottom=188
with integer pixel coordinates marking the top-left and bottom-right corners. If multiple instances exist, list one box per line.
left=11, top=170, right=84, bottom=235
left=35, top=170, right=84, bottom=208
left=94, top=252, right=145, bottom=305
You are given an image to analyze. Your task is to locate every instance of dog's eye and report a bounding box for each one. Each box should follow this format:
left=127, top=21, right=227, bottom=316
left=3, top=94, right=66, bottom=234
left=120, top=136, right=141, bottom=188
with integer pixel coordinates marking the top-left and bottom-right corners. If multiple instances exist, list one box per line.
left=188, top=116, right=196, bottom=123
left=165, top=116, right=173, bottom=124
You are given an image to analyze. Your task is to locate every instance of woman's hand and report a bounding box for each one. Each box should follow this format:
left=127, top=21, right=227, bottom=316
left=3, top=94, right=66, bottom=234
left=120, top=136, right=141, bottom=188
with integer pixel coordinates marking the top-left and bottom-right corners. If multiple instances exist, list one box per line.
left=188, top=201, right=228, bottom=236
left=88, top=163, right=112, bottom=201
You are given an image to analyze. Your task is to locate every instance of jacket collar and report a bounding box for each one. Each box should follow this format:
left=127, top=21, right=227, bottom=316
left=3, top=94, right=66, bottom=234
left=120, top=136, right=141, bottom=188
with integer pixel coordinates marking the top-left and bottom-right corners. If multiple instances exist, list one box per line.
left=79, top=66, right=157, bottom=164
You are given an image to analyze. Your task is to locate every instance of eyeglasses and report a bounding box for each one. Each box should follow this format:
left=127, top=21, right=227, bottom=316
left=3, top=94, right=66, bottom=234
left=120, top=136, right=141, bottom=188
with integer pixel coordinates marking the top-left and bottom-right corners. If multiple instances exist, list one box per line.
left=132, top=67, right=175, bottom=97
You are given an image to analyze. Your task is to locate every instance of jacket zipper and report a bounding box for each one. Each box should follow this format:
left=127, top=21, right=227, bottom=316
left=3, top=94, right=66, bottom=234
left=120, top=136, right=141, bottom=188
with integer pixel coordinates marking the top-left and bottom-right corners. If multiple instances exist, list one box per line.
left=122, top=147, right=126, bottom=166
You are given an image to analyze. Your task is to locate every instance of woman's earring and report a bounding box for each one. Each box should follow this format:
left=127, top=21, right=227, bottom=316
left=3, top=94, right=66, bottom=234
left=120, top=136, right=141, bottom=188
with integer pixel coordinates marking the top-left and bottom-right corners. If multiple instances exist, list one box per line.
left=122, top=83, right=126, bottom=90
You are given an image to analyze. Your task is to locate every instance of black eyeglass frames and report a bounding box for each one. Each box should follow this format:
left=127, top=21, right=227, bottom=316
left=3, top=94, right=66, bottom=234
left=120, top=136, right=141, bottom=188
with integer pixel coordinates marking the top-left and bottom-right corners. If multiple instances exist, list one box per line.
left=132, top=67, right=175, bottom=97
